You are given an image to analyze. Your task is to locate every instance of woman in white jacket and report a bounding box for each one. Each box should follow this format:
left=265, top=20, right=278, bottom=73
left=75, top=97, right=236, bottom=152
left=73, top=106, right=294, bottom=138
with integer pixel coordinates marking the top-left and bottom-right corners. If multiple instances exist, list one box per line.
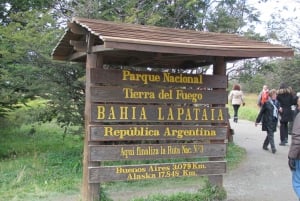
left=228, top=84, right=245, bottom=123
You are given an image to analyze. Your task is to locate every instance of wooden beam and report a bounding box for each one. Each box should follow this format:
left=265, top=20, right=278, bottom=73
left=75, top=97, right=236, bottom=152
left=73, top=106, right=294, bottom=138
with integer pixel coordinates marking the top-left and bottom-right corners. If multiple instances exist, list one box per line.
left=67, top=52, right=86, bottom=61
left=52, top=55, right=68, bottom=61
left=82, top=53, right=103, bottom=201
left=208, top=56, right=227, bottom=188
left=70, top=40, right=87, bottom=52
left=67, top=22, right=88, bottom=35
left=92, top=45, right=114, bottom=53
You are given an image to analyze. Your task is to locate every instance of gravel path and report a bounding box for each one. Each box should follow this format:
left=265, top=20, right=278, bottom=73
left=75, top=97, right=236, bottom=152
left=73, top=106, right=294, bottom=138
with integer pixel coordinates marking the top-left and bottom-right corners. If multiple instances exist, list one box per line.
left=224, top=119, right=297, bottom=201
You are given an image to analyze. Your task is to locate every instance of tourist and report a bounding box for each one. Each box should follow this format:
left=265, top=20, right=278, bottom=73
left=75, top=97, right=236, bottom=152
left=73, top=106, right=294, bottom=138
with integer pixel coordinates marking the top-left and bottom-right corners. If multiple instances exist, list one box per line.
left=288, top=98, right=300, bottom=200
left=255, top=89, right=280, bottom=154
left=277, top=83, right=298, bottom=145
left=228, top=84, right=245, bottom=123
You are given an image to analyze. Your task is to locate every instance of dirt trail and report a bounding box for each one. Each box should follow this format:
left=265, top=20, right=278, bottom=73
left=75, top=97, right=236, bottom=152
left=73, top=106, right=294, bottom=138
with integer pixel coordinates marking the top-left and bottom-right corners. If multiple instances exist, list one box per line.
left=224, top=119, right=297, bottom=201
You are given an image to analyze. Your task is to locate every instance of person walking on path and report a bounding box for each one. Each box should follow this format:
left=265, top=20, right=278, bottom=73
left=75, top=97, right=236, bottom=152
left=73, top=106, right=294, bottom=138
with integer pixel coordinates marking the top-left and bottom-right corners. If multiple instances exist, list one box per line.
left=288, top=98, right=300, bottom=201
left=255, top=89, right=280, bottom=154
left=257, top=85, right=269, bottom=108
left=228, top=84, right=245, bottom=123
left=277, top=83, right=298, bottom=146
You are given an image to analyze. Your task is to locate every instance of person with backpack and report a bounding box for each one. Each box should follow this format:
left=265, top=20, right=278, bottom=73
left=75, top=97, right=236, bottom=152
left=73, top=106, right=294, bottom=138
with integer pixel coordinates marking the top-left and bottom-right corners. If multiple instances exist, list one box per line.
left=257, top=85, right=269, bottom=108
left=228, top=84, right=245, bottom=123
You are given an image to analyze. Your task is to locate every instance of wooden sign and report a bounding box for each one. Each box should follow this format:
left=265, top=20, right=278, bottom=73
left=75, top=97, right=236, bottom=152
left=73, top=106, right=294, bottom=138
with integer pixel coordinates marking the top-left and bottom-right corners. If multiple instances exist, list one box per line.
left=89, top=125, right=227, bottom=141
left=89, top=143, right=226, bottom=161
left=91, top=104, right=228, bottom=123
left=89, top=161, right=226, bottom=183
left=91, top=69, right=227, bottom=88
left=91, top=86, right=227, bottom=104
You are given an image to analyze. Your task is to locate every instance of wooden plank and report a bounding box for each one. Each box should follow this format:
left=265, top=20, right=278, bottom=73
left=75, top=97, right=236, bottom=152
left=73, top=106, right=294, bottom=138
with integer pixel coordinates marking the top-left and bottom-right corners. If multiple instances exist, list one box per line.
left=91, top=104, right=228, bottom=123
left=90, top=68, right=227, bottom=88
left=89, top=125, right=227, bottom=141
left=105, top=39, right=295, bottom=58
left=89, top=143, right=226, bottom=161
left=91, top=86, right=227, bottom=104
left=89, top=161, right=226, bottom=183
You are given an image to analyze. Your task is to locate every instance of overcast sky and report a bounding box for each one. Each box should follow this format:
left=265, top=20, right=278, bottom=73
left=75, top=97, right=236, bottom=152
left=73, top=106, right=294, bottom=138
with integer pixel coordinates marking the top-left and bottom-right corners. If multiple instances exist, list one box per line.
left=247, top=0, right=300, bottom=34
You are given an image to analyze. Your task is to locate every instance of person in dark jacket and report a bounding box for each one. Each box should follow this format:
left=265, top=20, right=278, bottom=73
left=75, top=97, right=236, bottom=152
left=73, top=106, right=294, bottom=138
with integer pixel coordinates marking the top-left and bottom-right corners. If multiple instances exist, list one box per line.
left=288, top=98, right=300, bottom=200
left=277, top=83, right=298, bottom=145
left=255, top=89, right=280, bottom=154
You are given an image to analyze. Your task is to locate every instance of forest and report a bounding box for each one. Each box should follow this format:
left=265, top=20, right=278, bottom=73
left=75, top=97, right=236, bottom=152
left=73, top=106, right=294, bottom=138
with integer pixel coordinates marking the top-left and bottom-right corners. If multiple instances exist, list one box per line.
left=0, top=1, right=300, bottom=200
left=1, top=0, right=300, bottom=128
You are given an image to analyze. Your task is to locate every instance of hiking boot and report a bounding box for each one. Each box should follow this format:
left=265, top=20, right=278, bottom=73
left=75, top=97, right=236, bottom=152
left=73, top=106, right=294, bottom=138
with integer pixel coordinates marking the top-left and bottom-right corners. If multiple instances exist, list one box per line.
left=272, top=149, right=277, bottom=154
left=263, top=146, right=269, bottom=151
left=234, top=117, right=238, bottom=123
left=279, top=142, right=286, bottom=146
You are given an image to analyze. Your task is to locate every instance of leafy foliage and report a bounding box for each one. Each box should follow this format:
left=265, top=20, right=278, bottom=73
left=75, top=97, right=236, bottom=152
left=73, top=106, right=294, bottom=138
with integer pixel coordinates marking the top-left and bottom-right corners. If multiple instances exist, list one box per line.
left=275, top=55, right=300, bottom=93
left=1, top=0, right=298, bottom=132
left=38, top=62, right=86, bottom=130
left=0, top=7, right=85, bottom=131
left=0, top=10, right=60, bottom=116
left=70, top=0, right=261, bottom=32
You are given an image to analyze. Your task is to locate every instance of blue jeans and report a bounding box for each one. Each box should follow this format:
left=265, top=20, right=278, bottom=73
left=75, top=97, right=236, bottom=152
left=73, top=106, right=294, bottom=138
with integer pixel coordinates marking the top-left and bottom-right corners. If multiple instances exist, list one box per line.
left=292, top=160, right=300, bottom=199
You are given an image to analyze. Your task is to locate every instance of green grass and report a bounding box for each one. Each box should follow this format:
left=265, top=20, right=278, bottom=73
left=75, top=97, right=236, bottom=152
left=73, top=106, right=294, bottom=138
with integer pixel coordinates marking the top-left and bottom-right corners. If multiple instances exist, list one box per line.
left=228, top=93, right=260, bottom=122
left=0, top=122, right=83, bottom=201
left=226, top=142, right=246, bottom=170
left=0, top=94, right=260, bottom=201
left=131, top=179, right=226, bottom=201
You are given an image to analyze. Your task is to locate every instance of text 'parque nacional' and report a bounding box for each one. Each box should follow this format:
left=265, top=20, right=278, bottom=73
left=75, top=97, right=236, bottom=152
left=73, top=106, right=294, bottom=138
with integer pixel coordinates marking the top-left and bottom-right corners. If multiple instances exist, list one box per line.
left=122, top=70, right=203, bottom=85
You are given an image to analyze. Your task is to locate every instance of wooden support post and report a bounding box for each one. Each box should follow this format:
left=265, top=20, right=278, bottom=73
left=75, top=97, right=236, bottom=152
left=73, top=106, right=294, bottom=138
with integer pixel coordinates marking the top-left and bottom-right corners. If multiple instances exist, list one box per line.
left=208, top=56, right=227, bottom=187
left=82, top=34, right=102, bottom=201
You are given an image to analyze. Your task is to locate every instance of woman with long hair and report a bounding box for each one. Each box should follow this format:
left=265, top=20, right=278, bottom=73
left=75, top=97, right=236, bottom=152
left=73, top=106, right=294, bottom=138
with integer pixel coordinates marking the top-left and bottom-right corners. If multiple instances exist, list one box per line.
left=228, top=84, right=245, bottom=123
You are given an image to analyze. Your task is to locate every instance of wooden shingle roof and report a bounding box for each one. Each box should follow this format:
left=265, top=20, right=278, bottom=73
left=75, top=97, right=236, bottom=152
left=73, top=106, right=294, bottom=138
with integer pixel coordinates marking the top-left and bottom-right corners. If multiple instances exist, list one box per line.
left=52, top=17, right=294, bottom=68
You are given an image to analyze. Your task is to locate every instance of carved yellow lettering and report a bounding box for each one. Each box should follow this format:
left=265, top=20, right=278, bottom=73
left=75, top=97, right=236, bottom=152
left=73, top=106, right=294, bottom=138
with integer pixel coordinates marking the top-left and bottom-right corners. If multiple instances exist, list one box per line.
left=217, top=109, right=224, bottom=120
left=104, top=127, right=113, bottom=136
left=132, top=107, right=136, bottom=120
left=157, top=107, right=164, bottom=120
left=177, top=108, right=184, bottom=120
left=97, top=106, right=105, bottom=120
left=167, top=108, right=174, bottom=120
left=193, top=108, right=200, bottom=120
left=122, top=70, right=131, bottom=81
left=108, top=106, right=116, bottom=119
left=185, top=108, right=192, bottom=120
left=201, top=108, right=208, bottom=120
left=210, top=108, right=215, bottom=120
left=123, top=87, right=130, bottom=98
left=140, top=107, right=147, bottom=120
left=120, top=107, right=128, bottom=119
